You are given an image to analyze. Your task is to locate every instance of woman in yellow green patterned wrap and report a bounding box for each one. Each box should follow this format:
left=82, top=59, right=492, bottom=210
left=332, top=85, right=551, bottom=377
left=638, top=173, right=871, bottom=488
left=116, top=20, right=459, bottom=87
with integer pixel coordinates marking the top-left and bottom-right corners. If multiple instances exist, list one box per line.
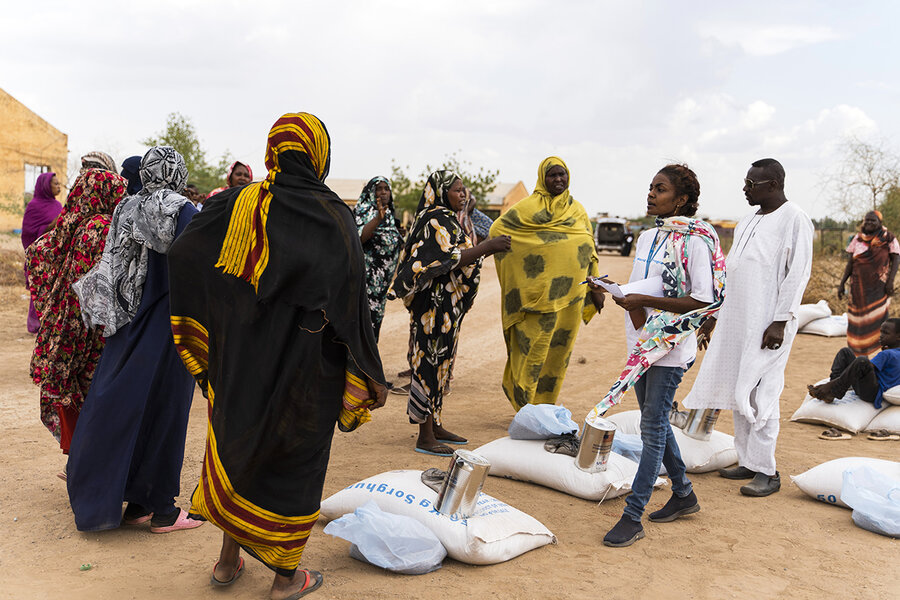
left=490, top=157, right=605, bottom=410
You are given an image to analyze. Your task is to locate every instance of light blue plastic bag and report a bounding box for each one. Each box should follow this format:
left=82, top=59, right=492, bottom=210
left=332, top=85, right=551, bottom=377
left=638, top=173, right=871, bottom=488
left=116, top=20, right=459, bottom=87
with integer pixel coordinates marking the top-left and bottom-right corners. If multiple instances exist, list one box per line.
left=841, top=466, right=900, bottom=538
left=508, top=404, right=579, bottom=440
left=610, top=433, right=668, bottom=476
left=323, top=500, right=447, bottom=574
left=611, top=433, right=643, bottom=463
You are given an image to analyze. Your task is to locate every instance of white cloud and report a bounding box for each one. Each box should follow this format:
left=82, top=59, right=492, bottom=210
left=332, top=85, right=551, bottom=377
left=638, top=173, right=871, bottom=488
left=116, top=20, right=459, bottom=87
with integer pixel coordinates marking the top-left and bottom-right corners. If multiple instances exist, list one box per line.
left=698, top=22, right=844, bottom=56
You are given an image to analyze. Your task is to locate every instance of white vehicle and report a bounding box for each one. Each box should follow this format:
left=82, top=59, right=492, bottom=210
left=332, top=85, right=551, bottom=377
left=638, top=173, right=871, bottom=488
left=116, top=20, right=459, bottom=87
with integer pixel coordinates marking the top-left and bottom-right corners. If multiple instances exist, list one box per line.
left=594, top=217, right=634, bottom=256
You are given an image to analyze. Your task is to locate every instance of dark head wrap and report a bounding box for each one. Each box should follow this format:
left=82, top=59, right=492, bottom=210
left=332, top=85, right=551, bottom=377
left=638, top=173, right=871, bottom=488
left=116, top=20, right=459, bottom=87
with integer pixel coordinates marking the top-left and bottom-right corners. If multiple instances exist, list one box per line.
left=120, top=156, right=144, bottom=195
left=389, top=170, right=474, bottom=303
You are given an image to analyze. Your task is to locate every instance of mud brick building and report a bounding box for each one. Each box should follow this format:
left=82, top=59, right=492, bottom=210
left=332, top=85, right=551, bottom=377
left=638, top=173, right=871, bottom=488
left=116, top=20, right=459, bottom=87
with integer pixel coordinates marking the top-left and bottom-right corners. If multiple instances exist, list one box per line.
left=0, top=87, right=68, bottom=207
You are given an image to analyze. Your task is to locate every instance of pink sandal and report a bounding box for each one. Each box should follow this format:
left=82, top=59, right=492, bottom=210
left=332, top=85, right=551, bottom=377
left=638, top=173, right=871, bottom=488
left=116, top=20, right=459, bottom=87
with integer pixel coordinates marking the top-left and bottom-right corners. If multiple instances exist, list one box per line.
left=150, top=508, right=204, bottom=533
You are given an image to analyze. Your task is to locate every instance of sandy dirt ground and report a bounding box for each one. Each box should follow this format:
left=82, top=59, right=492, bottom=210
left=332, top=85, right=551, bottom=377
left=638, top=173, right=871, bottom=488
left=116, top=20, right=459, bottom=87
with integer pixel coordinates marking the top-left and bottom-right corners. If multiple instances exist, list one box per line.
left=0, top=242, right=897, bottom=600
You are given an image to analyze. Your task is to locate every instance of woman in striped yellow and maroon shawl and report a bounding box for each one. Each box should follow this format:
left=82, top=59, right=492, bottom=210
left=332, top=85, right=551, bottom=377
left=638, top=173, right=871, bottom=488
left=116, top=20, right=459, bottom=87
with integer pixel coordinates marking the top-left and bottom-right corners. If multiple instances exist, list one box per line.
left=168, top=112, right=387, bottom=598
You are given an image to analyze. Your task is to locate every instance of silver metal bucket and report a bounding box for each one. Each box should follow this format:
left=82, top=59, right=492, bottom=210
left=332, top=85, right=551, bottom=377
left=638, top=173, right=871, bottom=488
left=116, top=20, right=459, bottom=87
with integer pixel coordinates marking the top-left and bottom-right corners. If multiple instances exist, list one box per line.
left=575, top=416, right=616, bottom=473
left=435, top=450, right=491, bottom=518
left=681, top=408, right=721, bottom=441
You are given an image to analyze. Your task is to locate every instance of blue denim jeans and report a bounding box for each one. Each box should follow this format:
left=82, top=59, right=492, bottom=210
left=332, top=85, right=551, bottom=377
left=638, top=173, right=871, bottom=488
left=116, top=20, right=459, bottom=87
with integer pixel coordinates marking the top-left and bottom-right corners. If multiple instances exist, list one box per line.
left=623, top=365, right=693, bottom=522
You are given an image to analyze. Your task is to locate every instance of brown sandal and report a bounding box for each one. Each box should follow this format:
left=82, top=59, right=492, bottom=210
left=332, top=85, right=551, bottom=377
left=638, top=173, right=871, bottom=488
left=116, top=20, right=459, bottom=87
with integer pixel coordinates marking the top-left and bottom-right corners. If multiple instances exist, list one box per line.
left=867, top=429, right=900, bottom=441
left=818, top=428, right=852, bottom=440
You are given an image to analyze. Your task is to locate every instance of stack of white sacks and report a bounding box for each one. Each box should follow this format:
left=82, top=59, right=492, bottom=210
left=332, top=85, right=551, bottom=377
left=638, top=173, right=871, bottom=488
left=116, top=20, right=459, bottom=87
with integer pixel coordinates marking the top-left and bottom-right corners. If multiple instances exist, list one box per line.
left=797, top=300, right=847, bottom=337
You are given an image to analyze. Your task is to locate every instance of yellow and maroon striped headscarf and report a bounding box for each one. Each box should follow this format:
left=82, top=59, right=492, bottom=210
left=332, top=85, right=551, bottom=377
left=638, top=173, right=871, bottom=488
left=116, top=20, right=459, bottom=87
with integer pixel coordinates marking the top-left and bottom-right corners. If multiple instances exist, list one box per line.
left=215, top=113, right=330, bottom=291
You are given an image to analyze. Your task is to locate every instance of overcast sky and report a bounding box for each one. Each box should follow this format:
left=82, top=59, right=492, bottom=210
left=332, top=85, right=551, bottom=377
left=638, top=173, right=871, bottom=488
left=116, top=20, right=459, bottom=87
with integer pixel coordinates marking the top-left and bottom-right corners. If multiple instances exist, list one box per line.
left=3, top=0, right=898, bottom=219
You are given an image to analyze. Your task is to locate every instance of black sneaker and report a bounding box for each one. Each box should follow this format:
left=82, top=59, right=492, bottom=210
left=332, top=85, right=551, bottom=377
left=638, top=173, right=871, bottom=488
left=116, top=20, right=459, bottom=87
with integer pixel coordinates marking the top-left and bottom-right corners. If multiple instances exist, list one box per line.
left=648, top=491, right=700, bottom=522
left=740, top=471, right=781, bottom=497
left=602, top=516, right=644, bottom=547
left=718, top=465, right=757, bottom=480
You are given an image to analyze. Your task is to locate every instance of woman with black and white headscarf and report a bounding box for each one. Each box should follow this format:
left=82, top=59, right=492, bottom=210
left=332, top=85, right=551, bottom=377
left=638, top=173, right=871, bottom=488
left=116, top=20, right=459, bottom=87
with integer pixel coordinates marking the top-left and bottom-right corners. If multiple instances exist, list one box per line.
left=66, top=146, right=203, bottom=534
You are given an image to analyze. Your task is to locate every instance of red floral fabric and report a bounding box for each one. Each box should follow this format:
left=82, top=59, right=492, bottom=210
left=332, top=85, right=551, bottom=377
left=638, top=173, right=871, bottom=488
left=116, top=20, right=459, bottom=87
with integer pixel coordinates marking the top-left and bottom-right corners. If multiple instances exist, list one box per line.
left=25, top=169, right=126, bottom=444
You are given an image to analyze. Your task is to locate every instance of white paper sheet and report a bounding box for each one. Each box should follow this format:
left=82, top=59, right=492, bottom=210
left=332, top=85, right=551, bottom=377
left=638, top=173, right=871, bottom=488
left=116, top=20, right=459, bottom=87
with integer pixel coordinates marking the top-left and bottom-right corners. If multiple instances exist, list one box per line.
left=619, top=275, right=664, bottom=298
left=586, top=275, right=664, bottom=299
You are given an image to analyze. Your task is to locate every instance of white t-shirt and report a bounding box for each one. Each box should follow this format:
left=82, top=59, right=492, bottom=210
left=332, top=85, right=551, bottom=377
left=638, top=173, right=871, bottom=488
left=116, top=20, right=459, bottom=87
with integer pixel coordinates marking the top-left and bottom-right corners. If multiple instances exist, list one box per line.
left=623, top=227, right=715, bottom=369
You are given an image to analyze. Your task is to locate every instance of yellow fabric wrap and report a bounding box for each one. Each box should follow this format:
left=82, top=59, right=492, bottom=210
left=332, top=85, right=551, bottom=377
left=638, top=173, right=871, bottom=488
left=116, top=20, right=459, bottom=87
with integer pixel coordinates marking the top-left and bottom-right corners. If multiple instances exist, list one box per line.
left=489, top=156, right=599, bottom=409
left=214, top=181, right=270, bottom=291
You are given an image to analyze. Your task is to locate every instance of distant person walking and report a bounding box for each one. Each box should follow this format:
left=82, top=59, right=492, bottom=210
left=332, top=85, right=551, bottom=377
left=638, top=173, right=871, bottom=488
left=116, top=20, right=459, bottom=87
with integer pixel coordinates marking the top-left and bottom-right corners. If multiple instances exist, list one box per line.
left=838, top=210, right=900, bottom=356
left=354, top=176, right=402, bottom=340
left=21, top=171, right=63, bottom=333
left=684, top=158, right=813, bottom=498
left=25, top=170, right=126, bottom=460
left=489, top=157, right=603, bottom=410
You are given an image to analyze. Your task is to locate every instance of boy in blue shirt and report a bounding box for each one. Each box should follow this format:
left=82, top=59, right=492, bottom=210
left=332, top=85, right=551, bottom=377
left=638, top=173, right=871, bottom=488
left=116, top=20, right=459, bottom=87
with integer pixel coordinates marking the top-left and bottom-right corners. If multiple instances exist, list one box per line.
left=808, top=317, right=900, bottom=409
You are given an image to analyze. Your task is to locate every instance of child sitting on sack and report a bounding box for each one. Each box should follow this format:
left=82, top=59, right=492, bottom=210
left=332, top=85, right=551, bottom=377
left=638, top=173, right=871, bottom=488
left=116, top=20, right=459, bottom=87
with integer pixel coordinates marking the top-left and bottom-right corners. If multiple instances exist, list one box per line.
left=807, top=317, right=900, bottom=440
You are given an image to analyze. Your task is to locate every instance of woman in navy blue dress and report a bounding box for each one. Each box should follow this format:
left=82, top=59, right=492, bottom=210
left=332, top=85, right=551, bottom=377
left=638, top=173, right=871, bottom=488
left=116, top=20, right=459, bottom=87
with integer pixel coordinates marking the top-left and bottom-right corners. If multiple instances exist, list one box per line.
left=67, top=147, right=202, bottom=533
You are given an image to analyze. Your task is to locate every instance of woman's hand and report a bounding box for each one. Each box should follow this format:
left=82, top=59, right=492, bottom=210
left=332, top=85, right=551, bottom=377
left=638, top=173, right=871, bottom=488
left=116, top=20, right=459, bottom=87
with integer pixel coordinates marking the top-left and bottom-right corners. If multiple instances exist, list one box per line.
left=612, top=293, right=648, bottom=311
left=367, top=378, right=388, bottom=409
left=696, top=318, right=717, bottom=350
left=376, top=197, right=387, bottom=221
left=589, top=288, right=605, bottom=311
left=837, top=280, right=846, bottom=299
left=886, top=279, right=895, bottom=296
left=482, top=235, right=511, bottom=256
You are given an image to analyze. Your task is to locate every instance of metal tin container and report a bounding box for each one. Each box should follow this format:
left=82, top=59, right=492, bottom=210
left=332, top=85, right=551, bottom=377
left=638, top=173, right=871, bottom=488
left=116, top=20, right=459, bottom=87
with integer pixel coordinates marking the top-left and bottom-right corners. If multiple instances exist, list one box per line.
left=575, top=416, right=617, bottom=473
left=435, top=450, right=491, bottom=518
left=681, top=408, right=721, bottom=441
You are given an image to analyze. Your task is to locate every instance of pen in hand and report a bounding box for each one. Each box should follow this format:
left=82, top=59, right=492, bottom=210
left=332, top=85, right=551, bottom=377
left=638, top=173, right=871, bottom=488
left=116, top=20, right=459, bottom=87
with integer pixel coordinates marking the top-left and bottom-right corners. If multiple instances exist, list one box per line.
left=580, top=274, right=608, bottom=285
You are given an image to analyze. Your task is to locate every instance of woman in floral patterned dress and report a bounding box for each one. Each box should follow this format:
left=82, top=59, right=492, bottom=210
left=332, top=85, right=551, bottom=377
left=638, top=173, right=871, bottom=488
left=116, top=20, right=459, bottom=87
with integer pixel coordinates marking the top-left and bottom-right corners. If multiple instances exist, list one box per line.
left=389, top=170, right=510, bottom=456
left=354, top=176, right=401, bottom=340
left=25, top=169, right=127, bottom=460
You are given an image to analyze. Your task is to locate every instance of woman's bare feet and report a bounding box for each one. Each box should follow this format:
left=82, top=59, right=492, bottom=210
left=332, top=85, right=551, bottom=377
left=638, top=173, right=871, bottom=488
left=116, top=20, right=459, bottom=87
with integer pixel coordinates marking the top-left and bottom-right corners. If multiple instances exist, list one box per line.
left=271, top=569, right=323, bottom=599
left=807, top=382, right=836, bottom=403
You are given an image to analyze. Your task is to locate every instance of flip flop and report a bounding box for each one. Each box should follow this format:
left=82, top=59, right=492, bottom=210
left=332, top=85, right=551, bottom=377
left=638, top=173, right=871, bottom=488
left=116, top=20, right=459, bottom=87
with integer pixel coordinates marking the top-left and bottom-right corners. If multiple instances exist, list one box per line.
left=818, top=428, right=851, bottom=441
left=389, top=384, right=410, bottom=396
left=210, top=556, right=244, bottom=587
left=150, top=509, right=205, bottom=533
left=436, top=438, right=468, bottom=445
left=415, top=444, right=454, bottom=457
left=284, top=569, right=323, bottom=599
left=867, top=429, right=900, bottom=441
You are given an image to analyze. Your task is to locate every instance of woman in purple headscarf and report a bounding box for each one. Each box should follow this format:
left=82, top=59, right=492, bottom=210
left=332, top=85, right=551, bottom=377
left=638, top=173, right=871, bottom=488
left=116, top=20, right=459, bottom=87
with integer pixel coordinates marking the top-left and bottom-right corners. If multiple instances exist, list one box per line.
left=22, top=172, right=63, bottom=333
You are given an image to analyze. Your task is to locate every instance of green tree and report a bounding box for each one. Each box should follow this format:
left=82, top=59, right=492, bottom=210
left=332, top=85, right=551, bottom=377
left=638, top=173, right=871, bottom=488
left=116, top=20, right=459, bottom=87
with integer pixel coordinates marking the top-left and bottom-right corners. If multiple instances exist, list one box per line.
left=389, top=152, right=500, bottom=216
left=878, top=185, right=900, bottom=237
left=141, top=112, right=229, bottom=194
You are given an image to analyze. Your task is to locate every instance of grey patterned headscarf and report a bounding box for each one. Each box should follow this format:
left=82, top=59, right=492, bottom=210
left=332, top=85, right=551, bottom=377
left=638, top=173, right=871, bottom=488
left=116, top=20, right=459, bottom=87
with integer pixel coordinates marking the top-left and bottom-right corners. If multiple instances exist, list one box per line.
left=74, top=147, right=190, bottom=335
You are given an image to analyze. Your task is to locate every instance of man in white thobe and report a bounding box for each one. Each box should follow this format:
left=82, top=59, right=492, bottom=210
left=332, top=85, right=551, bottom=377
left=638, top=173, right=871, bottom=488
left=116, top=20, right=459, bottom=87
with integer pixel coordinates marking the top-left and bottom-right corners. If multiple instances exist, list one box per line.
left=684, top=158, right=813, bottom=497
